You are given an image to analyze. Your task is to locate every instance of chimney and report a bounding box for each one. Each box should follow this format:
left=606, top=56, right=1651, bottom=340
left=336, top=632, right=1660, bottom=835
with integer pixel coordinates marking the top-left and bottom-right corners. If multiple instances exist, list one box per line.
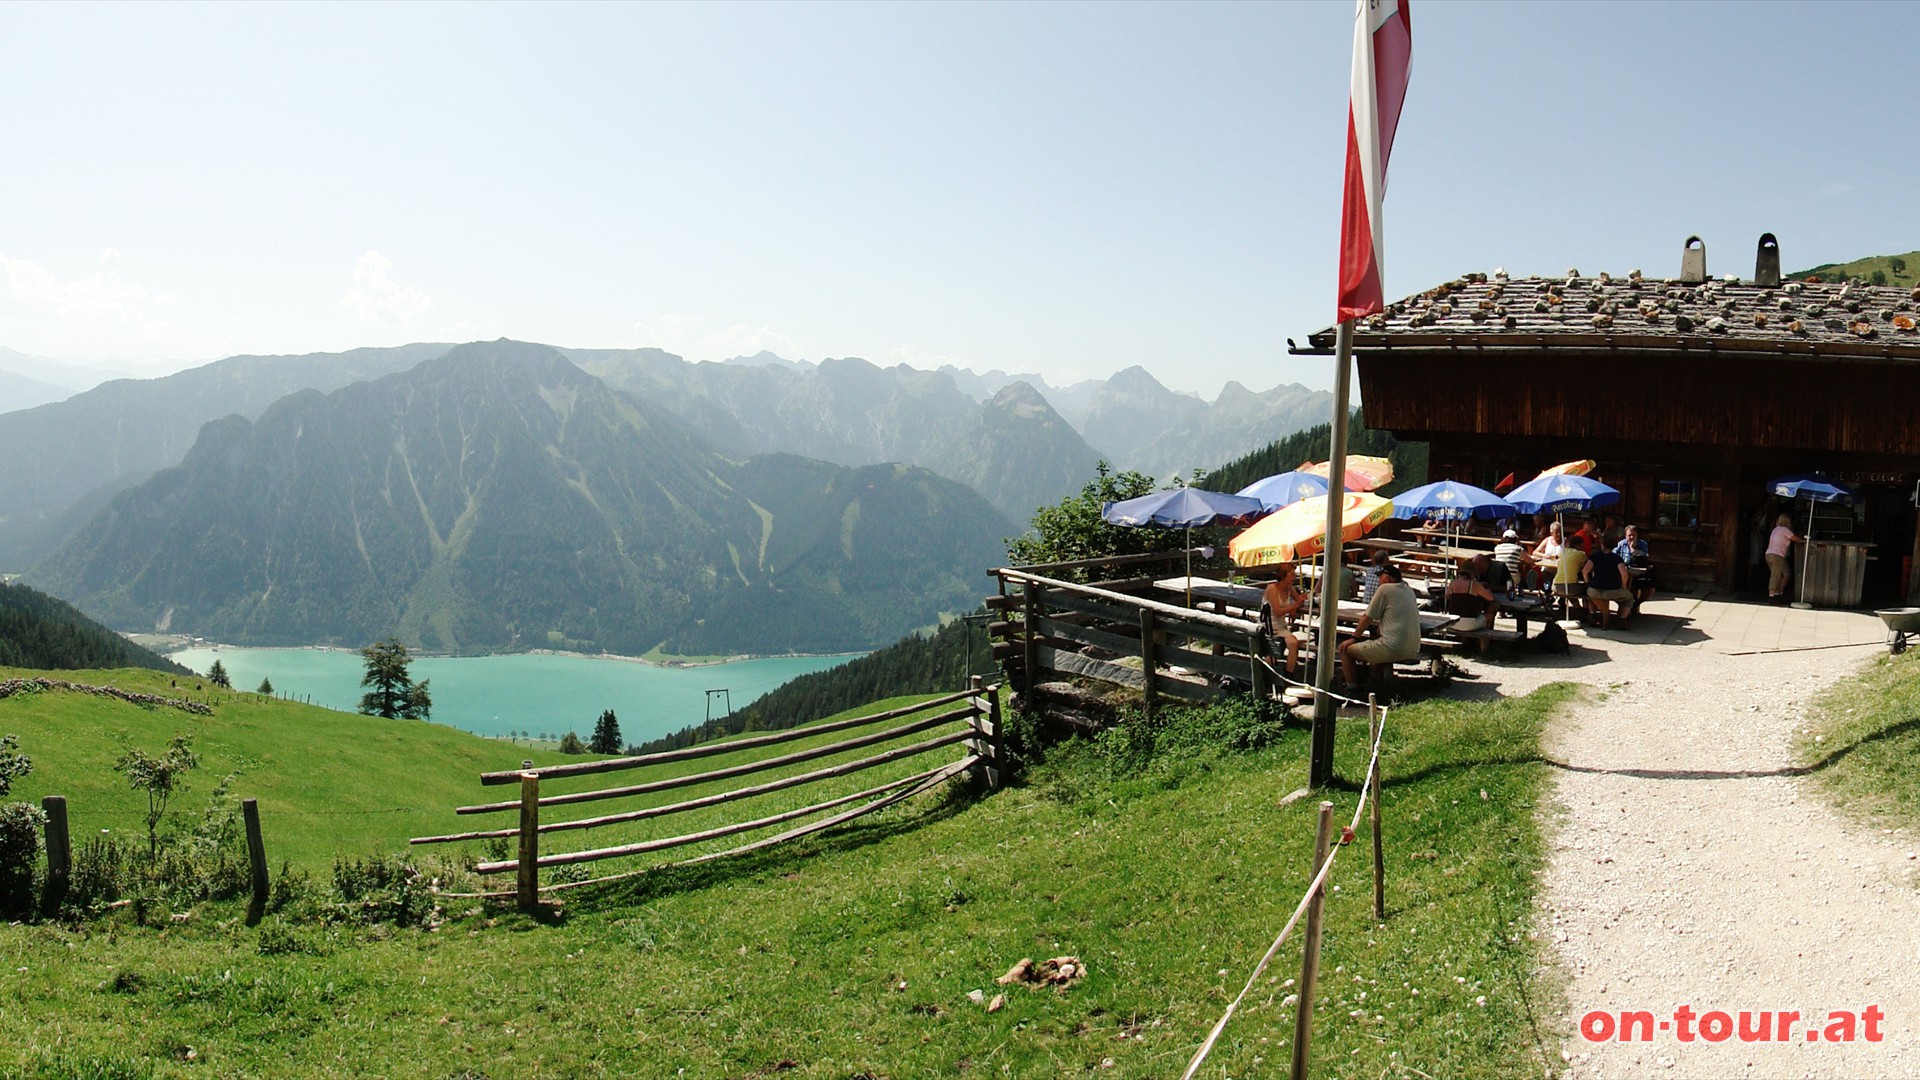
left=1754, top=233, right=1781, bottom=287
left=1679, top=236, right=1707, bottom=284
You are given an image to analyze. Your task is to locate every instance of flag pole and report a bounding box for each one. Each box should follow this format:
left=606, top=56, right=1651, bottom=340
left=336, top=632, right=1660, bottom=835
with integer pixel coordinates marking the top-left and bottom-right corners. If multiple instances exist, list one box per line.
left=1310, top=320, right=1355, bottom=789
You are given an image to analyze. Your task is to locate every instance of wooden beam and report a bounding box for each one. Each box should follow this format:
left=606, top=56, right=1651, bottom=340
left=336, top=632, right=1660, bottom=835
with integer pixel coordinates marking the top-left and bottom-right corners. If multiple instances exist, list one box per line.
left=458, top=707, right=976, bottom=815
left=478, top=689, right=977, bottom=786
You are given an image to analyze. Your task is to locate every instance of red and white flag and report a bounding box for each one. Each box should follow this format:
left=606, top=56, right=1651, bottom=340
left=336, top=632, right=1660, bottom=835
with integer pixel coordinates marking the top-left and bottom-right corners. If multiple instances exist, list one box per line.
left=1337, top=0, right=1413, bottom=322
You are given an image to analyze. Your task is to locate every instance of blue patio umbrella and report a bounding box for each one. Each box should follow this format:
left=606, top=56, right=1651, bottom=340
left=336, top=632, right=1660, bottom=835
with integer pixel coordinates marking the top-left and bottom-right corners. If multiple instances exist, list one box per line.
left=1390, top=480, right=1516, bottom=523
left=1102, top=487, right=1266, bottom=604
left=1766, top=473, right=1857, bottom=606
left=1767, top=472, right=1857, bottom=504
left=1235, top=470, right=1332, bottom=511
left=1505, top=473, right=1621, bottom=516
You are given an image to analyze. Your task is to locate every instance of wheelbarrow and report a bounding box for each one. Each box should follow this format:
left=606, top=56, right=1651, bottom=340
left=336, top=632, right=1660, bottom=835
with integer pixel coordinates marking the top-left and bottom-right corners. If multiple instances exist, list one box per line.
left=1874, top=607, right=1920, bottom=655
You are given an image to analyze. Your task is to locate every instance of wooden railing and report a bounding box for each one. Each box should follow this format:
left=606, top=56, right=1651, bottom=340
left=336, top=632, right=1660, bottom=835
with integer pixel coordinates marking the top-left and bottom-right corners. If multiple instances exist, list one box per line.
left=987, top=566, right=1273, bottom=718
left=411, top=679, right=1003, bottom=912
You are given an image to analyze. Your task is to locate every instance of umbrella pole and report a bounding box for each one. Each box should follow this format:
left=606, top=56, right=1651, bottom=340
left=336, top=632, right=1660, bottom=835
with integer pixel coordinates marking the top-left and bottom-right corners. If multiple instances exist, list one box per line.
left=1792, top=499, right=1814, bottom=609
left=1186, top=525, right=1194, bottom=608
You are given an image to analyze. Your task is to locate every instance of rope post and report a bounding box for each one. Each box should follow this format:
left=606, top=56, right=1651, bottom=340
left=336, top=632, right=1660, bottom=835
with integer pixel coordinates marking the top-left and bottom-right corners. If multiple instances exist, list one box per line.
left=517, top=772, right=541, bottom=914
left=1291, top=800, right=1335, bottom=1080
left=1369, top=695, right=1385, bottom=923
left=242, top=798, right=270, bottom=926
left=40, top=795, right=69, bottom=915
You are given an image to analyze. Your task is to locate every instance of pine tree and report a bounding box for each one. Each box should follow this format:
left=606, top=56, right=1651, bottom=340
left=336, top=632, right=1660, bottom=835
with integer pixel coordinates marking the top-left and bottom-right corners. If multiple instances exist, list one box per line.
left=590, top=709, right=622, bottom=754
left=257, top=677, right=274, bottom=695
left=207, top=658, right=232, bottom=689
left=358, top=638, right=431, bottom=719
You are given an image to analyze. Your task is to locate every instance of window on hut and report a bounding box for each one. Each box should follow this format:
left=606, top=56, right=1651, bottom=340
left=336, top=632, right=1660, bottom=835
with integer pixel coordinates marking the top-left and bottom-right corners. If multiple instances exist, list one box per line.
left=1657, top=480, right=1700, bottom=528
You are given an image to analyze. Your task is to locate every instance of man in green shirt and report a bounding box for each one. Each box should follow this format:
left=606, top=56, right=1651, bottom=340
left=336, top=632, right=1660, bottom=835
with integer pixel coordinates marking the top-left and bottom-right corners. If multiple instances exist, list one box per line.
left=1340, top=563, right=1421, bottom=687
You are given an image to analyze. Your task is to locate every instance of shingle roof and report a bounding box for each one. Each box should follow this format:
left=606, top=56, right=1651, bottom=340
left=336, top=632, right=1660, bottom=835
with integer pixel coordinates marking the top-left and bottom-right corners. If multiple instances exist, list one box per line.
left=1294, top=271, right=1920, bottom=359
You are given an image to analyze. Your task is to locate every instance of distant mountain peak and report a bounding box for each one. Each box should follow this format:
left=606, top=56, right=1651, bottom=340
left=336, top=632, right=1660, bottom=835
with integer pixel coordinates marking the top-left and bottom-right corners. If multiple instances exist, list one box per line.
left=722, top=350, right=808, bottom=369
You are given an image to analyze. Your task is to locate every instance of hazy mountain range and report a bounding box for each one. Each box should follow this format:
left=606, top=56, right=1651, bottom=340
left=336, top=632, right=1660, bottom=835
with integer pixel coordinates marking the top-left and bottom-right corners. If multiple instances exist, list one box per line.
left=0, top=342, right=1330, bottom=573
left=32, top=341, right=1010, bottom=656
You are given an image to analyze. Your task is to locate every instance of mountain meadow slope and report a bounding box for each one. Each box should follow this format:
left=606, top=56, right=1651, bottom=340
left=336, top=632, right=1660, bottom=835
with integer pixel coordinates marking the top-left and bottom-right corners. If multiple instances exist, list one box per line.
left=31, top=341, right=1011, bottom=656
left=0, top=663, right=1571, bottom=1079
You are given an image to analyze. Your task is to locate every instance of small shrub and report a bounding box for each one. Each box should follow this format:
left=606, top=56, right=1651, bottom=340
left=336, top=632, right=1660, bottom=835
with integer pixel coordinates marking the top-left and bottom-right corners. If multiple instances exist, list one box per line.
left=256, top=919, right=323, bottom=956
left=558, top=731, right=588, bottom=754
left=68, top=835, right=129, bottom=910
left=0, top=801, right=47, bottom=917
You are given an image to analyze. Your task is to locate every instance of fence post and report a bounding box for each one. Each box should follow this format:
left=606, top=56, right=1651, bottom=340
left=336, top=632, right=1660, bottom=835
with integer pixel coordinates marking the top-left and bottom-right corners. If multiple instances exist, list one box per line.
left=1369, top=695, right=1385, bottom=922
left=40, top=795, right=69, bottom=914
left=1022, top=585, right=1041, bottom=695
left=1291, top=800, right=1334, bottom=1080
left=517, top=772, right=541, bottom=913
left=1248, top=632, right=1271, bottom=716
left=986, top=682, right=1005, bottom=792
left=967, top=675, right=989, bottom=787
left=1138, top=608, right=1158, bottom=721
left=242, top=798, right=270, bottom=925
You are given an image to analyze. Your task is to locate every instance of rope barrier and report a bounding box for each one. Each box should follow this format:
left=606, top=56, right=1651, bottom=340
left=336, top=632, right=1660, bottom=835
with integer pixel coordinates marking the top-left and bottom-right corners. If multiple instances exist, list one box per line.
left=1178, top=704, right=1390, bottom=1080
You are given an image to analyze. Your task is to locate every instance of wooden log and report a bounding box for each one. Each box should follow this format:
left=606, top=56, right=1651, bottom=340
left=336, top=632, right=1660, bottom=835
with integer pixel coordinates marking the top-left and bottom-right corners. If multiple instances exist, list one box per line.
left=1138, top=608, right=1158, bottom=722
left=1037, top=646, right=1143, bottom=689
left=1152, top=641, right=1252, bottom=680
left=480, top=689, right=977, bottom=785
left=986, top=620, right=1017, bottom=639
left=242, top=798, right=269, bottom=926
left=1000, top=547, right=1204, bottom=576
left=1032, top=613, right=1139, bottom=656
left=990, top=640, right=1021, bottom=662
left=516, top=773, right=540, bottom=913
left=967, top=675, right=989, bottom=787
left=477, top=759, right=960, bottom=873
left=672, top=756, right=977, bottom=869
left=40, top=795, right=68, bottom=914
left=416, top=726, right=974, bottom=844
left=986, top=685, right=1005, bottom=791
left=1291, top=801, right=1335, bottom=1080
left=1248, top=634, right=1271, bottom=712
left=995, top=568, right=1262, bottom=637
left=982, top=593, right=1018, bottom=612
left=461, top=706, right=975, bottom=814
left=1022, top=586, right=1041, bottom=696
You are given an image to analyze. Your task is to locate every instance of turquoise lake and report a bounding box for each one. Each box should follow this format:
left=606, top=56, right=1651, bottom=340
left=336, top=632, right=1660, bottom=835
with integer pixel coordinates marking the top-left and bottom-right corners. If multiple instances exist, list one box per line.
left=168, top=648, right=859, bottom=745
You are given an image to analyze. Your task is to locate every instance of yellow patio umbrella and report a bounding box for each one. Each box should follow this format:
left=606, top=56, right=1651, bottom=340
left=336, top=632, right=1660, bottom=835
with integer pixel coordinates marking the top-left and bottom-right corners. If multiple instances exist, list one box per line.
left=1301, top=455, right=1394, bottom=492
left=1228, top=492, right=1394, bottom=567
left=1534, top=458, right=1596, bottom=480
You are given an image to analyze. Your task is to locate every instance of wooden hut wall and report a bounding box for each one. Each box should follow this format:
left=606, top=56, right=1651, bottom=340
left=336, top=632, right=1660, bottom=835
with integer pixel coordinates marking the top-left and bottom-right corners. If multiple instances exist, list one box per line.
left=1357, top=351, right=1920, bottom=457
left=1358, top=349, right=1920, bottom=598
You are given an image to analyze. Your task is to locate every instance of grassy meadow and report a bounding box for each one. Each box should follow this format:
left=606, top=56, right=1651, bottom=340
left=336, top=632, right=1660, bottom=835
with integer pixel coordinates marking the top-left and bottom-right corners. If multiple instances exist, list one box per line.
left=1797, top=648, right=1920, bottom=825
left=1, top=666, right=1576, bottom=1078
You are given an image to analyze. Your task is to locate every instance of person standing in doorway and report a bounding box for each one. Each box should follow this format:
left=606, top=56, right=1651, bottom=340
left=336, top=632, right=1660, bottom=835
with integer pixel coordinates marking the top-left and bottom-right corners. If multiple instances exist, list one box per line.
left=1766, top=513, right=1803, bottom=605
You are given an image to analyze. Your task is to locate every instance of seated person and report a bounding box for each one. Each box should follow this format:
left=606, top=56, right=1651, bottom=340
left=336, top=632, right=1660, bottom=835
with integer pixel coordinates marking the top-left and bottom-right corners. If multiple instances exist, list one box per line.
left=1261, top=563, right=1306, bottom=677
left=1470, top=552, right=1514, bottom=597
left=1613, top=523, right=1650, bottom=564
left=1492, top=528, right=1530, bottom=588
left=1443, top=563, right=1497, bottom=632
left=1551, top=543, right=1589, bottom=615
left=1340, top=563, right=1422, bottom=687
left=1532, top=521, right=1565, bottom=569
left=1357, top=549, right=1394, bottom=604
left=1571, top=516, right=1600, bottom=556
left=1583, top=547, right=1634, bottom=628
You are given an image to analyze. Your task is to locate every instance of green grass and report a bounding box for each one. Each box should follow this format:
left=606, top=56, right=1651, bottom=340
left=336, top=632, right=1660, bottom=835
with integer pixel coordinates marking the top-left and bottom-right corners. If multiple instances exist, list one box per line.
left=0, top=673, right=1577, bottom=1078
left=1794, top=250, right=1920, bottom=289
left=1796, top=650, right=1920, bottom=824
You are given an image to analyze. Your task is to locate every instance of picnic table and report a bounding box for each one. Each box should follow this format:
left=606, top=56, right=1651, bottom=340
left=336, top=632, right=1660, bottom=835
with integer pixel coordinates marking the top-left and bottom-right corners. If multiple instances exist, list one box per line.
left=1404, top=527, right=1502, bottom=549
left=1152, top=576, right=1264, bottom=616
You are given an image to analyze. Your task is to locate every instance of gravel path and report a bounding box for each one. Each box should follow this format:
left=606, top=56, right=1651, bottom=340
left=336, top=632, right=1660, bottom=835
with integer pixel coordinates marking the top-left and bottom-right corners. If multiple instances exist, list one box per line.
left=1452, top=596, right=1920, bottom=1078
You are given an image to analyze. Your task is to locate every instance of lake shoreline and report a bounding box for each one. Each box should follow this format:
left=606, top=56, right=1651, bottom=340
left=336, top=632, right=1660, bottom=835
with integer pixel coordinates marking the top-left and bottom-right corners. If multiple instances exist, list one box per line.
left=154, top=640, right=862, bottom=670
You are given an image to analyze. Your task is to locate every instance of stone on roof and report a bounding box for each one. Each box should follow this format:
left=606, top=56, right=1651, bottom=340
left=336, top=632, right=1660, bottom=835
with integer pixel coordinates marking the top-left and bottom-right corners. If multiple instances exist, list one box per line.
left=1298, top=271, right=1920, bottom=358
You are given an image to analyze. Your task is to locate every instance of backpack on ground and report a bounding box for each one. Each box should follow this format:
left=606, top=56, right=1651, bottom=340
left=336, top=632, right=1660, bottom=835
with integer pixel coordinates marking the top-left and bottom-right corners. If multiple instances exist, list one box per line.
left=1529, top=621, right=1571, bottom=654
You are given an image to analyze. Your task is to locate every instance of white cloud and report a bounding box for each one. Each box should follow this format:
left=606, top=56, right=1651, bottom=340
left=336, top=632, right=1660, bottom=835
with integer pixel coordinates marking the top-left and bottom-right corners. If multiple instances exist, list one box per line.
left=340, top=251, right=431, bottom=323
left=630, top=314, right=802, bottom=362
left=1, top=248, right=173, bottom=323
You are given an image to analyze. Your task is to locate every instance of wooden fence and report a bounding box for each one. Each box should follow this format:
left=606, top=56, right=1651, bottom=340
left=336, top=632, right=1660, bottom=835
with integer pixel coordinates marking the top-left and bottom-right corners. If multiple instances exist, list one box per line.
left=411, top=679, right=1003, bottom=911
left=986, top=560, right=1275, bottom=717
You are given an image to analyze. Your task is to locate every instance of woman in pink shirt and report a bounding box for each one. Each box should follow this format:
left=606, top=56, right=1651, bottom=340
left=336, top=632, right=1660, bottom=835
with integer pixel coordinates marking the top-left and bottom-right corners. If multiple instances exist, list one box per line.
left=1765, top=514, right=1803, bottom=604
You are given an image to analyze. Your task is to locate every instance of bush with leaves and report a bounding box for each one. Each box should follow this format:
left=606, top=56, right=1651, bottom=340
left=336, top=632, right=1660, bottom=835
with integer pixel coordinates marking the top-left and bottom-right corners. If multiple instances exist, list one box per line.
left=0, top=801, right=45, bottom=917
left=114, top=734, right=199, bottom=861
left=558, top=731, right=588, bottom=754
left=1004, top=462, right=1179, bottom=575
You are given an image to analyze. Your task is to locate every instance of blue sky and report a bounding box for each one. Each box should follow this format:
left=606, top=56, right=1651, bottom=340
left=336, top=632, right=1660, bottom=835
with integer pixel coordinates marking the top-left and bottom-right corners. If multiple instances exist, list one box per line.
left=3, top=1, right=1916, bottom=395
